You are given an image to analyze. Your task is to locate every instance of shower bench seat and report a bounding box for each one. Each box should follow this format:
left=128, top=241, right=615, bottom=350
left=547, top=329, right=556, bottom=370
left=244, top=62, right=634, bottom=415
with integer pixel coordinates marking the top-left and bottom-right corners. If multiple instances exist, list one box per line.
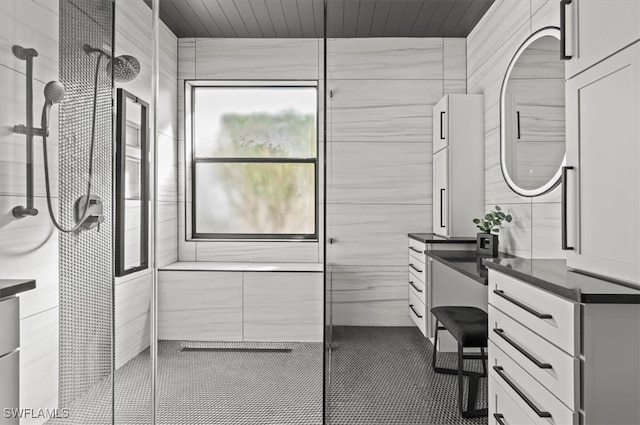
left=157, top=262, right=323, bottom=343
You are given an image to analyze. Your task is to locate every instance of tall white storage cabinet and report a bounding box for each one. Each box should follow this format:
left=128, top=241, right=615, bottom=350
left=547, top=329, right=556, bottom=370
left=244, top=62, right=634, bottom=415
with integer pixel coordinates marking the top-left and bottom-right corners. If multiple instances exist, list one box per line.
left=563, top=0, right=640, bottom=78
left=563, top=2, right=640, bottom=285
left=432, top=94, right=484, bottom=238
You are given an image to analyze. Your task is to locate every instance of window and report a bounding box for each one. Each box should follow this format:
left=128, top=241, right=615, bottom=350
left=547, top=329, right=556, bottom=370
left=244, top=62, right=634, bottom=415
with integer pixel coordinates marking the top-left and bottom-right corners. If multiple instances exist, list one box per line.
left=189, top=82, right=318, bottom=240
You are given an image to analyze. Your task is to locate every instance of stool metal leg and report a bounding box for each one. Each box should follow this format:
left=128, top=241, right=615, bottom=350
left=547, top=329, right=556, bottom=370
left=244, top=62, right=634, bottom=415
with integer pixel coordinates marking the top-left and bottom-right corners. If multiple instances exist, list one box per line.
left=457, top=342, right=465, bottom=416
left=431, top=326, right=488, bottom=418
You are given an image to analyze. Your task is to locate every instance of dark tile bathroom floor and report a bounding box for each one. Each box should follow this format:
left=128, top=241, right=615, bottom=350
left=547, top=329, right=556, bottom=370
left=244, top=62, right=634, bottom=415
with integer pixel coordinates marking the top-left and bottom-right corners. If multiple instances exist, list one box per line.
left=47, top=327, right=486, bottom=425
left=329, top=326, right=487, bottom=425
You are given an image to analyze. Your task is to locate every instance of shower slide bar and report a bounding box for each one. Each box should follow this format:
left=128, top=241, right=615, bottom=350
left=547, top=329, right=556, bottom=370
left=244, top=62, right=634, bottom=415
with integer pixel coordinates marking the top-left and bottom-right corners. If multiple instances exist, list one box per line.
left=11, top=45, right=40, bottom=218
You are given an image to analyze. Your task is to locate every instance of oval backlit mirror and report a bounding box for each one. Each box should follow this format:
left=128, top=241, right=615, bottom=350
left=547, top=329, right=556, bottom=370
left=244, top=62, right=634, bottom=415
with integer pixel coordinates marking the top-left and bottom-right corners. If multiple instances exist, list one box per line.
left=500, top=27, right=565, bottom=197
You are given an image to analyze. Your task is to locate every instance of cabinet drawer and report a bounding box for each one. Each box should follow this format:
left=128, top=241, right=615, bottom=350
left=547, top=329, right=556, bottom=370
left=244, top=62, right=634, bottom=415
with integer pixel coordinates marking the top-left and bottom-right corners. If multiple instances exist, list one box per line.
left=408, top=238, right=426, bottom=262
left=489, top=341, right=578, bottom=425
left=0, top=297, right=19, bottom=356
left=488, top=270, right=579, bottom=355
left=408, top=274, right=425, bottom=304
left=490, top=376, right=538, bottom=425
left=408, top=259, right=426, bottom=284
left=489, top=305, right=579, bottom=410
left=0, top=350, right=19, bottom=425
left=409, top=290, right=426, bottom=336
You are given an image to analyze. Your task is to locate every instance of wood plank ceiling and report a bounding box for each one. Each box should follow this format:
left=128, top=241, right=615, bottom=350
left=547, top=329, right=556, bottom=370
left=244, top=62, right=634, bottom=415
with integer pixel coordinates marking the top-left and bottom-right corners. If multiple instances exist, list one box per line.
left=146, top=0, right=495, bottom=38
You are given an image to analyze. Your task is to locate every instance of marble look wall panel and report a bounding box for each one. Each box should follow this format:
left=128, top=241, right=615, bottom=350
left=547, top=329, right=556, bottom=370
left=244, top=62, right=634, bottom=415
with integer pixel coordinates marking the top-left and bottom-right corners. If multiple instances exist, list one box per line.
left=178, top=201, right=196, bottom=261
left=157, top=201, right=178, bottom=268
left=467, top=0, right=531, bottom=78
left=444, top=38, right=467, bottom=80
left=444, top=79, right=467, bottom=95
left=328, top=79, right=442, bottom=143
left=330, top=265, right=414, bottom=326
left=327, top=203, right=431, bottom=266
left=531, top=0, right=560, bottom=31
left=244, top=272, right=323, bottom=342
left=0, top=0, right=59, bottom=83
left=0, top=69, right=59, bottom=198
left=329, top=141, right=432, bottom=204
left=158, top=70, right=178, bottom=140
left=532, top=202, right=566, bottom=259
left=327, top=38, right=443, bottom=80
left=20, top=307, right=59, bottom=423
left=489, top=202, right=532, bottom=258
left=195, top=38, right=319, bottom=80
left=159, top=24, right=178, bottom=77
left=158, top=271, right=243, bottom=341
left=115, top=272, right=151, bottom=369
left=157, top=132, right=178, bottom=203
left=115, top=0, right=152, bottom=57
left=196, top=240, right=320, bottom=263
left=178, top=39, right=196, bottom=80
left=532, top=0, right=550, bottom=17
left=0, top=196, right=58, bottom=319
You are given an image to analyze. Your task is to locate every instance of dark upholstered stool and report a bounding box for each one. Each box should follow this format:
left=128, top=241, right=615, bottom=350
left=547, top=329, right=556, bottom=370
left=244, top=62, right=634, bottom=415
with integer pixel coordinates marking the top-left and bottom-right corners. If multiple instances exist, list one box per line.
left=431, top=306, right=488, bottom=418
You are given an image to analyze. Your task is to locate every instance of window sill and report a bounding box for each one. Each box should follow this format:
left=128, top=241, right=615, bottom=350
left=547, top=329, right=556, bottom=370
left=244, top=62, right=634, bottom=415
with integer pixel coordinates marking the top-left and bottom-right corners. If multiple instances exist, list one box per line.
left=158, top=262, right=323, bottom=273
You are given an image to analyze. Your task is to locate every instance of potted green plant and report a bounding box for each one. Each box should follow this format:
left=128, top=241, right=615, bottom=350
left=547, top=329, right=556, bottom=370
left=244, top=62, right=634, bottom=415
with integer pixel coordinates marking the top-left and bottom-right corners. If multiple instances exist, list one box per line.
left=473, top=206, right=512, bottom=256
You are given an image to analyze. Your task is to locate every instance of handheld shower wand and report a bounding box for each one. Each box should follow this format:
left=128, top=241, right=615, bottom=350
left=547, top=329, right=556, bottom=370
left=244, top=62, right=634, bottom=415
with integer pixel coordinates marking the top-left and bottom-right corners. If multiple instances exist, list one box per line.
left=41, top=81, right=65, bottom=134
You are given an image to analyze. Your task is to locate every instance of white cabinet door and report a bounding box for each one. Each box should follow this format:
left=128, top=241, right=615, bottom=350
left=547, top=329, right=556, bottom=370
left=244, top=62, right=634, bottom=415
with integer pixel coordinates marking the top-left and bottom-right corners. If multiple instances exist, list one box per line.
left=433, top=149, right=448, bottom=237
left=433, top=96, right=448, bottom=153
left=565, top=43, right=640, bottom=285
left=564, top=0, right=640, bottom=78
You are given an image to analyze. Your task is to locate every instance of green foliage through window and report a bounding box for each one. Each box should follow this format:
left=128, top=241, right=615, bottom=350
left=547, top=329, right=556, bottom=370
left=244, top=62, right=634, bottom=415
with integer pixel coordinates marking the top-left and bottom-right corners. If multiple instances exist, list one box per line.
left=191, top=85, right=318, bottom=239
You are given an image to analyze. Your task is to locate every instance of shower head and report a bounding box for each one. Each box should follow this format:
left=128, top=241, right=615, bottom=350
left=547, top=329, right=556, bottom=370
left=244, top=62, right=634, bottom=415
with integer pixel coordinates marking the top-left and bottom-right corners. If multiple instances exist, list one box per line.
left=107, top=55, right=140, bottom=83
left=41, top=81, right=65, bottom=134
left=83, top=44, right=140, bottom=83
left=44, top=81, right=65, bottom=105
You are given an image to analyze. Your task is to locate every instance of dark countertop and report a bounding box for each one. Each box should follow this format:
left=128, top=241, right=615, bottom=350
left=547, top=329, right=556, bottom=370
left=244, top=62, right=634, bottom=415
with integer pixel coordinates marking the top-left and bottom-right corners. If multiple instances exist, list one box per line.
left=483, top=258, right=640, bottom=304
left=425, top=250, right=516, bottom=285
left=1, top=279, right=36, bottom=299
left=408, top=233, right=477, bottom=244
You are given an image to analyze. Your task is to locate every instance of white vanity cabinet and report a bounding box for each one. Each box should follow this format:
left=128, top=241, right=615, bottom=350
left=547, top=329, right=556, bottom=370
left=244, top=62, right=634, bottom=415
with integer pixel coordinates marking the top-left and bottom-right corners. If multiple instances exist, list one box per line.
left=408, top=238, right=428, bottom=336
left=487, top=267, right=640, bottom=425
left=564, top=42, right=640, bottom=285
left=563, top=0, right=640, bottom=78
left=406, top=235, right=477, bottom=339
left=431, top=94, right=484, bottom=238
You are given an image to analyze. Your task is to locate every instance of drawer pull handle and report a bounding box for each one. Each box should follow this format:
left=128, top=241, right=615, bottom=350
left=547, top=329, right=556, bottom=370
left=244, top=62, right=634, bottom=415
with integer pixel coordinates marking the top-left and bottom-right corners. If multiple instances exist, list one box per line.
left=493, top=366, right=552, bottom=418
left=493, top=329, right=552, bottom=369
left=439, top=188, right=446, bottom=228
left=493, top=414, right=506, bottom=425
left=493, top=290, right=552, bottom=319
left=409, top=246, right=422, bottom=254
left=409, top=263, right=422, bottom=273
left=560, top=0, right=573, bottom=60
left=409, top=304, right=423, bottom=318
left=409, top=281, right=423, bottom=293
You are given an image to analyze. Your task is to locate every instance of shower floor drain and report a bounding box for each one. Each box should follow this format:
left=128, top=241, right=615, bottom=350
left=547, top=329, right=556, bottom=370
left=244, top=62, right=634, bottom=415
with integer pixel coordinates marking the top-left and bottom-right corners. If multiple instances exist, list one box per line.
left=179, top=340, right=296, bottom=353
left=180, top=346, right=292, bottom=353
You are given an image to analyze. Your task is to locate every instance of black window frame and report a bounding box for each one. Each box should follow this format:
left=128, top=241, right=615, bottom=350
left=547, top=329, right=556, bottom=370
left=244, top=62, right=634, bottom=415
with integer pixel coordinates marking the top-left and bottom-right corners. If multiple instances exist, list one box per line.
left=188, top=82, right=319, bottom=241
